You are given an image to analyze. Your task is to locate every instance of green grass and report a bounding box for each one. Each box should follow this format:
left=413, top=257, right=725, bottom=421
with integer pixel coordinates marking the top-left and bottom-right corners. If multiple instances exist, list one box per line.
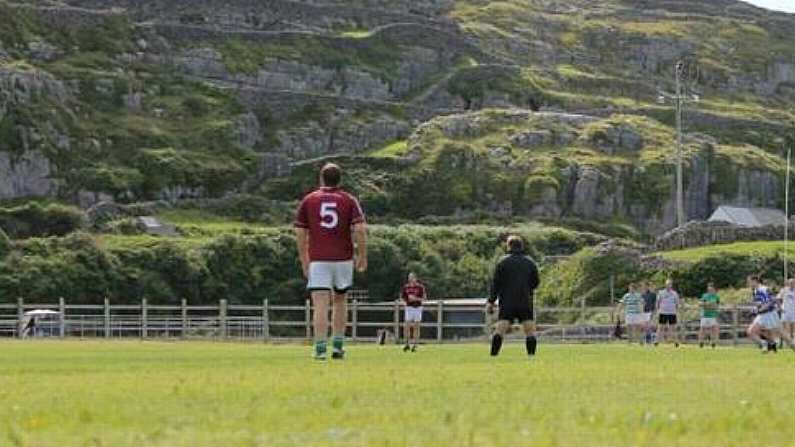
left=657, top=241, right=795, bottom=263
left=158, top=209, right=262, bottom=231
left=96, top=234, right=211, bottom=250
left=2, top=341, right=795, bottom=446
left=338, top=29, right=373, bottom=39
left=368, top=140, right=409, bottom=158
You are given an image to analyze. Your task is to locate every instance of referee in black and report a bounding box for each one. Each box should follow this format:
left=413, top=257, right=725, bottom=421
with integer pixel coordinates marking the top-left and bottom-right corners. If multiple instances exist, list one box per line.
left=486, top=235, right=540, bottom=358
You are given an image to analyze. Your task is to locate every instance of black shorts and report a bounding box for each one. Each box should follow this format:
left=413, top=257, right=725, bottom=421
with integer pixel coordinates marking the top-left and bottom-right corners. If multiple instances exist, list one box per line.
left=499, top=306, right=534, bottom=323
left=659, top=314, right=677, bottom=325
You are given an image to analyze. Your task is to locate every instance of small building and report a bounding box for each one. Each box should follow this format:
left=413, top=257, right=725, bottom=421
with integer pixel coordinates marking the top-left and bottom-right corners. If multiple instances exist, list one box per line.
left=136, top=216, right=179, bottom=236
left=707, top=206, right=786, bottom=228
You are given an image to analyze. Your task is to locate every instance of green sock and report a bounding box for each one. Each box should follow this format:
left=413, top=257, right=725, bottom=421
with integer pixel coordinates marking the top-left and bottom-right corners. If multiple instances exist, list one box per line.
left=315, top=340, right=327, bottom=357
left=332, top=336, right=344, bottom=351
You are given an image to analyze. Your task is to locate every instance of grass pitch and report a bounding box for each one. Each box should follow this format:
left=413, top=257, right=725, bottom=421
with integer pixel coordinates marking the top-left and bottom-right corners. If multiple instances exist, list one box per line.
left=1, top=341, right=794, bottom=446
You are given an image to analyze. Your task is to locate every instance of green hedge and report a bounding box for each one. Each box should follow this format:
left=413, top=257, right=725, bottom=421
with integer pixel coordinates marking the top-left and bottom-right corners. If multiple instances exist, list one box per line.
left=669, top=254, right=784, bottom=298
left=539, top=247, right=790, bottom=306
left=537, top=246, right=647, bottom=306
left=0, top=228, right=10, bottom=257
left=0, top=203, right=87, bottom=239
left=0, top=225, right=600, bottom=305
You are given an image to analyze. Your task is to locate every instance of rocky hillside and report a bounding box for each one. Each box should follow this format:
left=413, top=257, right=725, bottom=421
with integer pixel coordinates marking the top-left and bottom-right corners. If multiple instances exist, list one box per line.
left=1, top=0, right=794, bottom=233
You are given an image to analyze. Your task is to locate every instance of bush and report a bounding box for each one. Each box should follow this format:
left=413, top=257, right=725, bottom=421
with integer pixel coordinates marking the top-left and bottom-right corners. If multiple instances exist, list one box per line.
left=0, top=228, right=10, bottom=257
left=0, top=233, right=119, bottom=303
left=0, top=224, right=602, bottom=305
left=100, top=218, right=144, bottom=236
left=537, top=246, right=649, bottom=306
left=669, top=254, right=786, bottom=298
left=0, top=203, right=87, bottom=239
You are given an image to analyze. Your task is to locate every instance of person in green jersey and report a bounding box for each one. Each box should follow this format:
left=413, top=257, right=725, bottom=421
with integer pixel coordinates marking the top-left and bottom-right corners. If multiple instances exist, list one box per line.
left=698, top=283, right=720, bottom=348
left=619, top=283, right=645, bottom=344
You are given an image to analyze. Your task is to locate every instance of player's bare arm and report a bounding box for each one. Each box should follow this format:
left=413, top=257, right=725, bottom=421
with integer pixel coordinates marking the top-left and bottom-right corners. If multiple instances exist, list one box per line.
left=295, top=227, right=310, bottom=278
left=354, top=222, right=368, bottom=272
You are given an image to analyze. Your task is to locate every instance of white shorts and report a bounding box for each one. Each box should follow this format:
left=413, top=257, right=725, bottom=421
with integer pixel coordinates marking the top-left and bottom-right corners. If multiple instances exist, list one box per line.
left=626, top=314, right=645, bottom=326
left=700, top=317, right=719, bottom=328
left=307, top=261, right=354, bottom=292
left=753, top=312, right=781, bottom=330
left=405, top=307, right=423, bottom=323
left=782, top=312, right=795, bottom=323
left=641, top=313, right=652, bottom=323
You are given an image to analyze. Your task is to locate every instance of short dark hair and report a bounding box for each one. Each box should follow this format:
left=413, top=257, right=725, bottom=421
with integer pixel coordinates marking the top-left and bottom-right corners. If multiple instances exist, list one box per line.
left=507, top=235, right=524, bottom=252
left=749, top=275, right=760, bottom=282
left=321, top=163, right=341, bottom=187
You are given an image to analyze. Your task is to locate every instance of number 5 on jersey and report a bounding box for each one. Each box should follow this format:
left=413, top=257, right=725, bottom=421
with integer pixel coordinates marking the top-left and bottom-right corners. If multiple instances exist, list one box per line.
left=320, top=202, right=339, bottom=229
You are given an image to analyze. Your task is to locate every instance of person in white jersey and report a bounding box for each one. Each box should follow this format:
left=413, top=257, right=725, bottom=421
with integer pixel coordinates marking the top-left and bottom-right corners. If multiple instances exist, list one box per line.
left=778, top=278, right=795, bottom=343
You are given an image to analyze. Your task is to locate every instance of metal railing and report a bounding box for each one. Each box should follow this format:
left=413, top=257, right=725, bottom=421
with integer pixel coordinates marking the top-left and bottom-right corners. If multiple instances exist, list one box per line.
left=0, top=298, right=765, bottom=345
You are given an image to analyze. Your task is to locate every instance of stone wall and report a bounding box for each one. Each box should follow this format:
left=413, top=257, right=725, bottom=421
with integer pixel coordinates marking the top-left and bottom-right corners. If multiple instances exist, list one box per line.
left=148, top=22, right=479, bottom=62
left=655, top=220, right=794, bottom=251
left=173, top=48, right=393, bottom=101
left=65, top=0, right=456, bottom=32
left=9, top=4, right=123, bottom=29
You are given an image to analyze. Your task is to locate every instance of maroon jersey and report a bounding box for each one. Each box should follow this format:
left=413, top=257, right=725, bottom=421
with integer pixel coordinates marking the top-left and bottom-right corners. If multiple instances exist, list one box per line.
left=401, top=283, right=426, bottom=308
left=294, top=186, right=365, bottom=262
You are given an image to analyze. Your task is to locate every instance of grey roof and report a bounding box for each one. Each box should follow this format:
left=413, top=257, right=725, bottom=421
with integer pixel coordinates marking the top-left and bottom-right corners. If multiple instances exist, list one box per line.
left=708, top=206, right=786, bottom=227
left=136, top=216, right=179, bottom=237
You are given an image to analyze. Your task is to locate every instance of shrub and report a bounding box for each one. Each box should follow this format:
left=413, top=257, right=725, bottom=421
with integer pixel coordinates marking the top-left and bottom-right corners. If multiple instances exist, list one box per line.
left=537, top=246, right=649, bottom=306
left=0, top=224, right=602, bottom=305
left=0, top=233, right=119, bottom=303
left=0, top=203, right=87, bottom=239
left=101, top=218, right=144, bottom=236
left=0, top=228, right=10, bottom=257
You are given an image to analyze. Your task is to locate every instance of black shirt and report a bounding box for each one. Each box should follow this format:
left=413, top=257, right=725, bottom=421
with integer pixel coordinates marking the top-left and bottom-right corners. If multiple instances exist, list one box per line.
left=489, top=251, right=539, bottom=309
left=642, top=291, right=657, bottom=313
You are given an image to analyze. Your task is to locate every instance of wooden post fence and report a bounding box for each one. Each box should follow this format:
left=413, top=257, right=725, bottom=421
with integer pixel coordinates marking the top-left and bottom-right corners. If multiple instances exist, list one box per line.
left=219, top=299, right=228, bottom=339
left=436, top=300, right=443, bottom=343
left=141, top=298, right=148, bottom=339
left=103, top=298, right=111, bottom=338
left=305, top=299, right=311, bottom=339
left=732, top=304, right=739, bottom=346
left=16, top=297, right=23, bottom=337
left=393, top=301, right=400, bottom=342
left=181, top=299, right=188, bottom=338
left=580, top=296, right=586, bottom=323
left=58, top=297, right=65, bottom=338
left=262, top=299, right=270, bottom=341
left=351, top=299, right=358, bottom=341
left=0, top=299, right=762, bottom=346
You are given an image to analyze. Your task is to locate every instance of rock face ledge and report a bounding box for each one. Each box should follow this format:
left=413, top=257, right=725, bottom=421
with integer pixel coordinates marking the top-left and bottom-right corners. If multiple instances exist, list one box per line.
left=0, top=151, right=57, bottom=199
left=402, top=110, right=783, bottom=234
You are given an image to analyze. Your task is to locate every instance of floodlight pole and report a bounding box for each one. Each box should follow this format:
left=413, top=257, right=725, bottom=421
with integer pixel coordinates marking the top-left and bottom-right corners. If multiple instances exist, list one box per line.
left=786, top=147, right=791, bottom=282
left=675, top=62, right=685, bottom=229
left=658, top=60, right=699, bottom=232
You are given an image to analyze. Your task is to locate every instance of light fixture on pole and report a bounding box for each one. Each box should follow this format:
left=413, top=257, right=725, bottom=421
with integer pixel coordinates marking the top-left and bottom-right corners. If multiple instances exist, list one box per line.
left=657, top=59, right=701, bottom=229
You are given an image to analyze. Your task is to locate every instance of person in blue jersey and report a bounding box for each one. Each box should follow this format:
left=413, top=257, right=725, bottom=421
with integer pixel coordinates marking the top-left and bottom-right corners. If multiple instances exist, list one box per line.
left=746, top=276, right=795, bottom=353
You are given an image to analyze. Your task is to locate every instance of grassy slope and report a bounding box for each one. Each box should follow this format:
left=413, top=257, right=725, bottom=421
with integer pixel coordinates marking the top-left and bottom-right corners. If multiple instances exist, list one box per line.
left=656, top=241, right=795, bottom=263
left=342, top=110, right=766, bottom=220
left=2, top=342, right=795, bottom=446
left=0, top=3, right=256, bottom=199
left=2, top=0, right=794, bottom=217
left=449, top=0, right=795, bottom=149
